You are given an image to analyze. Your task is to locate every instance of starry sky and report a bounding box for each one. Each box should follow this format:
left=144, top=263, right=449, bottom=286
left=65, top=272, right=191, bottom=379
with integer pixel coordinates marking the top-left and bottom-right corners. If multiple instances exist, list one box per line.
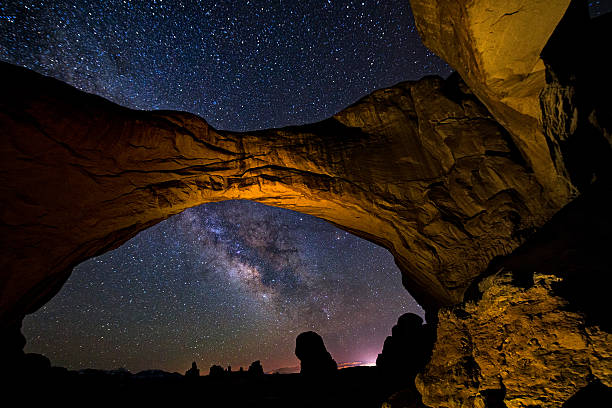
left=5, top=0, right=604, bottom=375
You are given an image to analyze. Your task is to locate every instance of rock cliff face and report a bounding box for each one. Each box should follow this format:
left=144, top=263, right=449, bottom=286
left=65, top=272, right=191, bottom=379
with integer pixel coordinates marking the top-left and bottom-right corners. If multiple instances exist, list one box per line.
left=410, top=0, right=575, bottom=205
left=417, top=184, right=612, bottom=407
left=418, top=272, right=611, bottom=407
left=412, top=3, right=612, bottom=406
left=0, top=63, right=562, bottom=329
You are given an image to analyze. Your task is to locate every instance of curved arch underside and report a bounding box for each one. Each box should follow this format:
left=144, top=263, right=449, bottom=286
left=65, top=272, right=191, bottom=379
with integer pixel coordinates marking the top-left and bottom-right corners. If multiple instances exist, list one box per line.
left=0, top=62, right=568, bottom=326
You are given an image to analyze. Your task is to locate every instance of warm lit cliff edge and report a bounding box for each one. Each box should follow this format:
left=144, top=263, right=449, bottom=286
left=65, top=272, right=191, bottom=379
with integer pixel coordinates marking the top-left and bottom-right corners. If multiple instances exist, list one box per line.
left=2, top=0, right=612, bottom=406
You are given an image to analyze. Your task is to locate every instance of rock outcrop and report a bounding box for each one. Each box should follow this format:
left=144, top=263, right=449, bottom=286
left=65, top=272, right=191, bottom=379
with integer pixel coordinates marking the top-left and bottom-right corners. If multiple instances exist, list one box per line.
left=417, top=183, right=612, bottom=407
left=410, top=0, right=576, bottom=205
left=418, top=271, right=611, bottom=407
left=208, top=365, right=224, bottom=377
left=185, top=362, right=200, bottom=377
left=411, top=4, right=612, bottom=406
left=0, top=61, right=564, bottom=332
left=248, top=360, right=264, bottom=376
left=376, top=313, right=434, bottom=381
left=295, top=331, right=337, bottom=376
left=377, top=313, right=434, bottom=408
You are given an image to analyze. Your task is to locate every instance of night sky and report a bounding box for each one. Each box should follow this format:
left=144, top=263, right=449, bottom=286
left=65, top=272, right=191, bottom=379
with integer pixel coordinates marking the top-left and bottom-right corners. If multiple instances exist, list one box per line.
left=12, top=0, right=597, bottom=374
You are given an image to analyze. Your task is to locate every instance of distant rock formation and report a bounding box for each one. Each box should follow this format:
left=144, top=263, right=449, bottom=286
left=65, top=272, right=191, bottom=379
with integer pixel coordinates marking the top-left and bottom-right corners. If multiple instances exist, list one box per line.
left=185, top=361, right=199, bottom=377
left=377, top=313, right=434, bottom=408
left=376, top=313, right=434, bottom=380
left=248, top=360, right=264, bottom=376
left=295, top=331, right=337, bottom=376
left=209, top=365, right=224, bottom=377
left=133, top=369, right=182, bottom=380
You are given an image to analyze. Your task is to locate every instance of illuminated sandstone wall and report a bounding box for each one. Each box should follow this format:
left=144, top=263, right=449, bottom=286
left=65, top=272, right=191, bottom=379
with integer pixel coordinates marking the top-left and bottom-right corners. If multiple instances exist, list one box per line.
left=410, top=2, right=612, bottom=405
left=411, top=0, right=575, bottom=204
left=417, top=185, right=612, bottom=407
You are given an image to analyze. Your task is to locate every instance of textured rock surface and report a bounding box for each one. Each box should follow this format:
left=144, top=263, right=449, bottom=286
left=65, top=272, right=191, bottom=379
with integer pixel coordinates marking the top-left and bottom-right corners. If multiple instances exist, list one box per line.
left=0, top=63, right=563, bottom=328
left=410, top=0, right=575, bottom=205
left=417, top=184, right=612, bottom=407
left=418, top=271, right=611, bottom=408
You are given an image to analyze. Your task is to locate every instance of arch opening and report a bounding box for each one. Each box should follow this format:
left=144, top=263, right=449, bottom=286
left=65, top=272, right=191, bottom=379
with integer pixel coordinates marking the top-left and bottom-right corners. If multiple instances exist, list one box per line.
left=22, top=200, right=424, bottom=374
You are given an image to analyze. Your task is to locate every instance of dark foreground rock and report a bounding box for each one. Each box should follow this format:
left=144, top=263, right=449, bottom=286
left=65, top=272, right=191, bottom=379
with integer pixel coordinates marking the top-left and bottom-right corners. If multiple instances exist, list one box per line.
left=185, top=361, right=199, bottom=377
left=376, top=313, right=435, bottom=407
left=376, top=313, right=434, bottom=380
left=248, top=360, right=264, bottom=376
left=4, top=363, right=388, bottom=407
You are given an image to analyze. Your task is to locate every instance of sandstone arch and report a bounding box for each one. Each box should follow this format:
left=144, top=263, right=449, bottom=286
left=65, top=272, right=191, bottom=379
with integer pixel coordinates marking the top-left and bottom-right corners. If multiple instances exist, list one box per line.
left=0, top=0, right=579, bottom=333
left=1, top=62, right=563, bottom=330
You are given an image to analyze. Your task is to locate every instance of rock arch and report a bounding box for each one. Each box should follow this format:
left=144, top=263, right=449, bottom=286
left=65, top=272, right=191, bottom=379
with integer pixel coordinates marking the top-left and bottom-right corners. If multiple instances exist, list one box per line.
left=1, top=62, right=565, bottom=330
left=1, top=0, right=580, bottom=335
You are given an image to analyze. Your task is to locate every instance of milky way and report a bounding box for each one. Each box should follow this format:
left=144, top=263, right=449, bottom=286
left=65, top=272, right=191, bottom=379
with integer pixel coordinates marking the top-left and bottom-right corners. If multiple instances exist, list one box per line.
left=0, top=0, right=450, bottom=373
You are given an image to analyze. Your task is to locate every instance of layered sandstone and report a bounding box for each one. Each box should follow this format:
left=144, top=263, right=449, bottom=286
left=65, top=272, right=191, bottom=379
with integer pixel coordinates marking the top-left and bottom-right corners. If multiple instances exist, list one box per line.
left=0, top=63, right=562, bottom=329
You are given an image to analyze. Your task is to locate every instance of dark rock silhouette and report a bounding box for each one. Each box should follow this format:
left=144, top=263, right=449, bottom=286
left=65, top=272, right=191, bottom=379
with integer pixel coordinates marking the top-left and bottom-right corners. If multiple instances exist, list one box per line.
left=376, top=313, right=434, bottom=380
left=248, top=360, right=264, bottom=376
left=23, top=353, right=51, bottom=371
left=376, top=313, right=434, bottom=407
left=185, top=361, right=199, bottom=377
left=209, top=364, right=224, bottom=377
left=2, top=323, right=26, bottom=370
left=133, top=369, right=182, bottom=380
left=295, top=331, right=337, bottom=376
